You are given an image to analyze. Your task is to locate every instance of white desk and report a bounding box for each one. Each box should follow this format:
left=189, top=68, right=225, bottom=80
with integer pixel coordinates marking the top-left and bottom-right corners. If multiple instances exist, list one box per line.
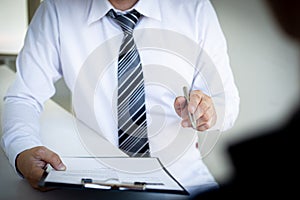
left=0, top=65, right=190, bottom=199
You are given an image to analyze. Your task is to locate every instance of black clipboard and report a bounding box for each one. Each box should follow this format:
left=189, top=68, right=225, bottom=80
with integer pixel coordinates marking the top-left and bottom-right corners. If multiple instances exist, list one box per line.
left=39, top=157, right=189, bottom=195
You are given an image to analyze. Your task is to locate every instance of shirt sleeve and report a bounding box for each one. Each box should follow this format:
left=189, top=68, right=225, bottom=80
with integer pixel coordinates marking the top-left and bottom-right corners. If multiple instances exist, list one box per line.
left=195, top=0, right=240, bottom=132
left=1, top=0, right=62, bottom=173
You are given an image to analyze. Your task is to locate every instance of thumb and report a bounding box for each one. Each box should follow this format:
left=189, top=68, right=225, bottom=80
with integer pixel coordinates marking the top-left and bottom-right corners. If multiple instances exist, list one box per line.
left=174, top=96, right=187, bottom=116
left=37, top=147, right=66, bottom=171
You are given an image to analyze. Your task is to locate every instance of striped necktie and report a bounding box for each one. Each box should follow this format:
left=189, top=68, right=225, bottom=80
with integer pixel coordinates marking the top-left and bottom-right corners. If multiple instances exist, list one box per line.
left=108, top=9, right=150, bottom=157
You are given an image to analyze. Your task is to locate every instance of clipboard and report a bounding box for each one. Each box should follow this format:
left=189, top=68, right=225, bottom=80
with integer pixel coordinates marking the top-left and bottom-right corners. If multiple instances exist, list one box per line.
left=39, top=157, right=189, bottom=195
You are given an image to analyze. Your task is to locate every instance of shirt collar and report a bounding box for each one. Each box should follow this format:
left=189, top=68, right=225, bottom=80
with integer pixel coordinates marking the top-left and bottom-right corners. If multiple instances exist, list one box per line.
left=87, top=0, right=161, bottom=25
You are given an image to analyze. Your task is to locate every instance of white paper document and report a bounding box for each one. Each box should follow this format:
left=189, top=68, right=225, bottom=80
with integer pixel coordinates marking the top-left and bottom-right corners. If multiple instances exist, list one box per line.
left=40, top=157, right=188, bottom=195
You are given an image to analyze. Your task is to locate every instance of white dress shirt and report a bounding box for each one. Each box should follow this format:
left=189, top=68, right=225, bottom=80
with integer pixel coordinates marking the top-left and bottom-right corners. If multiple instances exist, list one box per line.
left=1, top=0, right=240, bottom=194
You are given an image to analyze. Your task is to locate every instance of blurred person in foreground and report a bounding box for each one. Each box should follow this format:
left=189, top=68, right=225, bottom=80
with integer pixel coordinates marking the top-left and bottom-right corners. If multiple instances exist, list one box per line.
left=193, top=0, right=300, bottom=198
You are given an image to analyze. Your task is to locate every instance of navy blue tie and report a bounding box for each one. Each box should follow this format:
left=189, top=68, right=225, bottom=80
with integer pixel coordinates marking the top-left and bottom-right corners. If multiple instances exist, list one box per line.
left=108, top=9, right=150, bottom=157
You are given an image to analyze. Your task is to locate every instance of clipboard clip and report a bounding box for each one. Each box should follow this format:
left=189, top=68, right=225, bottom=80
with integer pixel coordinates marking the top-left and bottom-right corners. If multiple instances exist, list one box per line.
left=81, top=178, right=146, bottom=190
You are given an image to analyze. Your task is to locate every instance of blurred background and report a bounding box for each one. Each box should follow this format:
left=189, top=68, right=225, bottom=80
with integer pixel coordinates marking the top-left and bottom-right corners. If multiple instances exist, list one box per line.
left=0, top=0, right=299, bottom=184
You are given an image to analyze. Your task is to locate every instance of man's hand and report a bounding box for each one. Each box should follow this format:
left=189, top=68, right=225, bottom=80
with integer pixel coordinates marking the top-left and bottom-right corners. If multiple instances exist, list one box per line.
left=16, top=146, right=66, bottom=191
left=174, top=90, right=217, bottom=131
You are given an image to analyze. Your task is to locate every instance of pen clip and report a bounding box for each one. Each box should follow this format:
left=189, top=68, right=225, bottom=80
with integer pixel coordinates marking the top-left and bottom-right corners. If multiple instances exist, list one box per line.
left=183, top=86, right=197, bottom=129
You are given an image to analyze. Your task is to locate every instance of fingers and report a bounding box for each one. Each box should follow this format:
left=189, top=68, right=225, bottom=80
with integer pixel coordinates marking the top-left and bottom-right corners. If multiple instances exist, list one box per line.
left=16, top=146, right=66, bottom=191
left=195, top=105, right=216, bottom=131
left=190, top=91, right=217, bottom=131
left=27, top=162, right=47, bottom=190
left=174, top=96, right=187, bottom=117
left=174, top=90, right=217, bottom=131
left=188, top=91, right=202, bottom=114
left=33, top=147, right=66, bottom=171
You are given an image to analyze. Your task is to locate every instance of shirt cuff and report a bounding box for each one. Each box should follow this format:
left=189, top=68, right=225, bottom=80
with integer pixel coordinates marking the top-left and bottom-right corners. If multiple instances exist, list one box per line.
left=3, top=141, right=42, bottom=177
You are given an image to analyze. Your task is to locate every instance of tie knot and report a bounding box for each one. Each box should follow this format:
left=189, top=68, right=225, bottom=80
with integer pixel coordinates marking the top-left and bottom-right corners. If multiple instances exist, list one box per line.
left=107, top=9, right=141, bottom=34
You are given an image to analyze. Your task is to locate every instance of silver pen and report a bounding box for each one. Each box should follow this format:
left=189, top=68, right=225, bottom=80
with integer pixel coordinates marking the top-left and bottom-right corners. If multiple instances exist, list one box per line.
left=183, top=86, right=197, bottom=129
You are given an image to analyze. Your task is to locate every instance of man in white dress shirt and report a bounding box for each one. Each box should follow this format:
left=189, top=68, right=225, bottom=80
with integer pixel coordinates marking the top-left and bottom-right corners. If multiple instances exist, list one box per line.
left=1, top=0, right=240, bottom=194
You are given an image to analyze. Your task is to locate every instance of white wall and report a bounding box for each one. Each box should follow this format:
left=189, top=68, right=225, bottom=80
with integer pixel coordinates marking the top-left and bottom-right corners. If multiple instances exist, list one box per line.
left=0, top=0, right=28, bottom=54
left=206, top=0, right=300, bottom=183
